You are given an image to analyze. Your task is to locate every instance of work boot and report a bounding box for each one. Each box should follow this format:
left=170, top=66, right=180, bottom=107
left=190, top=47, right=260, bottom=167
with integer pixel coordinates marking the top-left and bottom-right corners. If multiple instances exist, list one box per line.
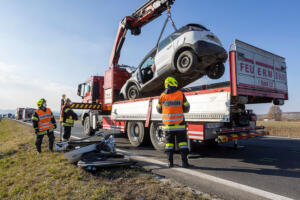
left=167, top=151, right=174, bottom=168
left=181, top=149, right=190, bottom=168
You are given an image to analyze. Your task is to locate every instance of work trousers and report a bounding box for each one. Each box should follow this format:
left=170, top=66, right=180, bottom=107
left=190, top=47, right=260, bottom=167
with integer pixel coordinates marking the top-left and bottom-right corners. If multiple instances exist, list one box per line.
left=35, top=131, right=55, bottom=153
left=165, top=130, right=188, bottom=152
left=63, top=126, right=72, bottom=140
left=164, top=129, right=189, bottom=164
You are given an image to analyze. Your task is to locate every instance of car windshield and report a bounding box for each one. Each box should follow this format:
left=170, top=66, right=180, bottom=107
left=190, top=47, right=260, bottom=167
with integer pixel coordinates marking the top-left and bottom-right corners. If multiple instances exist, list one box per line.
left=141, top=56, right=154, bottom=69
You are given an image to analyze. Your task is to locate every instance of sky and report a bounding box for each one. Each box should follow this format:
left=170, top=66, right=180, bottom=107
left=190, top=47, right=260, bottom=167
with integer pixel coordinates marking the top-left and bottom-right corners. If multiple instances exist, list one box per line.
left=0, top=0, right=299, bottom=114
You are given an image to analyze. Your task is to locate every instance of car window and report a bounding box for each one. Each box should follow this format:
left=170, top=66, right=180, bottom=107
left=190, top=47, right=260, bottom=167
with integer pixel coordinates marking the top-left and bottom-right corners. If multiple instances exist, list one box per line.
left=140, top=56, right=154, bottom=70
left=171, top=33, right=181, bottom=40
left=158, top=36, right=172, bottom=52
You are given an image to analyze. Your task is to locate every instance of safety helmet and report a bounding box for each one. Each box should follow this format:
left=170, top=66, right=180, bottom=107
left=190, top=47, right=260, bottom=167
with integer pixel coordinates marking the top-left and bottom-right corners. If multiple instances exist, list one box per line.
left=164, top=77, right=178, bottom=88
left=64, top=98, right=72, bottom=106
left=37, top=98, right=46, bottom=108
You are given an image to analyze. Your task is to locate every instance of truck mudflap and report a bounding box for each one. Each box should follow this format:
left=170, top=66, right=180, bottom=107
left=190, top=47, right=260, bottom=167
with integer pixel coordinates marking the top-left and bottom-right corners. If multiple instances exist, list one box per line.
left=216, top=126, right=269, bottom=143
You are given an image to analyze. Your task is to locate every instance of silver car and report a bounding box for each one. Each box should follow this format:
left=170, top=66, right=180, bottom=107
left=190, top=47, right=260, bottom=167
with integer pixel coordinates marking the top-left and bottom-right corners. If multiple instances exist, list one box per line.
left=120, top=24, right=227, bottom=100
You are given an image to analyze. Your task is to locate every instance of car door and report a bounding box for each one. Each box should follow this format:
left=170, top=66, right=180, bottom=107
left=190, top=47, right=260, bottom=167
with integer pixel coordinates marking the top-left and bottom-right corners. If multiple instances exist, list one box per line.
left=154, top=36, right=174, bottom=75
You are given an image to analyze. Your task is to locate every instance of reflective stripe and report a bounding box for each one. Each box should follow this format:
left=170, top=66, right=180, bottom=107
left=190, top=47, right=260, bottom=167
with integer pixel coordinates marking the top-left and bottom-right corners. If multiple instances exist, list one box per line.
left=162, top=113, right=183, bottom=117
left=178, top=142, right=188, bottom=149
left=178, top=142, right=187, bottom=146
left=179, top=145, right=188, bottom=149
left=184, top=101, right=189, bottom=106
left=162, top=100, right=182, bottom=107
left=64, top=108, right=70, bottom=112
left=39, top=114, right=51, bottom=119
left=162, top=117, right=184, bottom=122
left=165, top=143, right=174, bottom=150
left=162, top=124, right=186, bottom=131
left=40, top=124, right=54, bottom=129
left=157, top=104, right=162, bottom=108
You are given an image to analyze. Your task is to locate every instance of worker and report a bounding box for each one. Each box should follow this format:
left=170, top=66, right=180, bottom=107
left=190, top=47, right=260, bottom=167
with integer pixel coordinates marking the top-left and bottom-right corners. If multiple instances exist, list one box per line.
left=62, top=98, right=78, bottom=141
left=156, top=77, right=190, bottom=168
left=32, top=98, right=56, bottom=154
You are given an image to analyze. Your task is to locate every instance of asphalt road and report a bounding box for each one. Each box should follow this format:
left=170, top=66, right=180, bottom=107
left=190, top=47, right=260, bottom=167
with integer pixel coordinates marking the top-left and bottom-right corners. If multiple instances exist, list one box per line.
left=55, top=121, right=300, bottom=199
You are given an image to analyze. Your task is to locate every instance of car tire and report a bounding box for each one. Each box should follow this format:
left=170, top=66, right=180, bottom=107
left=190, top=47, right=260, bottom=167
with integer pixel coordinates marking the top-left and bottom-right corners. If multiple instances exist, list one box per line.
left=127, top=121, right=149, bottom=147
left=84, top=116, right=95, bottom=136
left=150, top=122, right=166, bottom=151
left=206, top=63, right=225, bottom=79
left=176, top=50, right=198, bottom=74
left=127, top=85, right=140, bottom=100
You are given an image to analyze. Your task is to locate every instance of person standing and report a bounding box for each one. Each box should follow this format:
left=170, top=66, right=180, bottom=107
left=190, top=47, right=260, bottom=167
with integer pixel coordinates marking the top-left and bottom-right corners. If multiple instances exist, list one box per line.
left=62, top=98, right=78, bottom=141
left=32, top=98, right=57, bottom=153
left=156, top=77, right=190, bottom=168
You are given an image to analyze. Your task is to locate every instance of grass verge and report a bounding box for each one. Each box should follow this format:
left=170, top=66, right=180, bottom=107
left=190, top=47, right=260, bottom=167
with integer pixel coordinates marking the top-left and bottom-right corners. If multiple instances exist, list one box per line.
left=257, top=121, right=300, bottom=138
left=0, top=119, right=208, bottom=200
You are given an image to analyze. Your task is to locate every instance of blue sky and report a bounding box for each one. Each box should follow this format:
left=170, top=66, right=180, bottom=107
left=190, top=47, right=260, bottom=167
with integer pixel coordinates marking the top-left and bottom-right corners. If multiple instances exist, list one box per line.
left=0, top=0, right=299, bottom=114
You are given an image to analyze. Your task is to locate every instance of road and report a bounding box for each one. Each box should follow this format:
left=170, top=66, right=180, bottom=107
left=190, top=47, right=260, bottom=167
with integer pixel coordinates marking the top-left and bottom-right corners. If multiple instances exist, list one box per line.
left=47, top=121, right=300, bottom=199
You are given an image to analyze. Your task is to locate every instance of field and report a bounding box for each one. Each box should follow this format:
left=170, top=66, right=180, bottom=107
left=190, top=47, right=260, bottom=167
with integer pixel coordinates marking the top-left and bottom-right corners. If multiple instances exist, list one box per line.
left=257, top=121, right=300, bottom=138
left=0, top=119, right=208, bottom=200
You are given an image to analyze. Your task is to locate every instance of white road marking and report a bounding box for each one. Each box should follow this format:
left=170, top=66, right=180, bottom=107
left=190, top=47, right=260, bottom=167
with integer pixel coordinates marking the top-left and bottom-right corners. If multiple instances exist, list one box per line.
left=17, top=120, right=294, bottom=200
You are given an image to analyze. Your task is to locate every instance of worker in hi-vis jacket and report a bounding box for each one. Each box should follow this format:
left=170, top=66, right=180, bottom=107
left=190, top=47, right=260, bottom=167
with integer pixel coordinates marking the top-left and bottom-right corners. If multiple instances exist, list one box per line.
left=32, top=98, right=56, bottom=154
left=156, top=77, right=190, bottom=168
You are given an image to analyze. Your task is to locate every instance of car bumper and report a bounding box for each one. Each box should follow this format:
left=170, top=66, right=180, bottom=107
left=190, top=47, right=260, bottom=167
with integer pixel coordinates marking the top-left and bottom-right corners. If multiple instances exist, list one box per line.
left=193, top=41, right=228, bottom=63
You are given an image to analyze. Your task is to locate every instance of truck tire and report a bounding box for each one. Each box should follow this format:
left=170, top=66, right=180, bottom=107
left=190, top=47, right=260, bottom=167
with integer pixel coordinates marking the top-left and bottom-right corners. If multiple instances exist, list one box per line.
left=127, top=85, right=140, bottom=100
left=150, top=122, right=166, bottom=151
left=206, top=63, right=225, bottom=79
left=176, top=50, right=198, bottom=74
left=84, top=116, right=95, bottom=136
left=127, top=121, right=149, bottom=147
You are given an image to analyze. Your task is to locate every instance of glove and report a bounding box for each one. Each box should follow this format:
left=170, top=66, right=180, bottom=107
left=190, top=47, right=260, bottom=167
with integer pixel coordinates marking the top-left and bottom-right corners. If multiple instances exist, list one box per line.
left=54, top=124, right=57, bottom=129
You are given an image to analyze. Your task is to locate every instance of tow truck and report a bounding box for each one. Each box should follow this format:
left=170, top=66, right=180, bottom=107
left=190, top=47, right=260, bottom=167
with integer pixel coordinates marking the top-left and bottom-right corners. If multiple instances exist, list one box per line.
left=72, top=0, right=288, bottom=150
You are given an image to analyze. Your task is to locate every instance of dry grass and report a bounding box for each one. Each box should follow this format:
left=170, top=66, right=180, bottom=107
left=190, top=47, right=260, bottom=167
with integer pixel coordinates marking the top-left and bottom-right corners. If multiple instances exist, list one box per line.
left=0, top=119, right=208, bottom=200
left=257, top=121, right=300, bottom=138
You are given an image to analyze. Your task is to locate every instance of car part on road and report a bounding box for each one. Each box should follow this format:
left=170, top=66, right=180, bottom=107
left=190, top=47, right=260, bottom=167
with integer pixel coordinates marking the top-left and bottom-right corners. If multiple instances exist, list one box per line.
left=56, top=131, right=133, bottom=169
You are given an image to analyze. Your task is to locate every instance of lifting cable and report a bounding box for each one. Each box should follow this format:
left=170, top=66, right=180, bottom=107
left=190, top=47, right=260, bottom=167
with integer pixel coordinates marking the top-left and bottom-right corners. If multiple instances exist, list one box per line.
left=155, top=6, right=177, bottom=50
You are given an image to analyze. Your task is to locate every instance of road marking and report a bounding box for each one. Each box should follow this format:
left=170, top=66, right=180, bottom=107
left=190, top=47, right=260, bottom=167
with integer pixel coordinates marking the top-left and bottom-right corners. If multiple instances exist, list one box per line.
left=265, top=136, right=300, bottom=140
left=17, top=120, right=294, bottom=200
left=117, top=149, right=293, bottom=200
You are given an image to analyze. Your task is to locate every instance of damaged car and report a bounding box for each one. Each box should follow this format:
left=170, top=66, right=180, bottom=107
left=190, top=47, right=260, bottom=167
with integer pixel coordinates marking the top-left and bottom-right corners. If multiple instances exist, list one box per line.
left=120, top=23, right=228, bottom=100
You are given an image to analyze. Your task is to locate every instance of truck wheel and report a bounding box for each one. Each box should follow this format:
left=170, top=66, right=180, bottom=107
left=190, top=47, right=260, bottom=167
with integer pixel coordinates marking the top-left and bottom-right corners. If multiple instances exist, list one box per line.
left=127, top=121, right=149, bottom=147
left=150, top=122, right=166, bottom=151
left=206, top=63, right=225, bottom=79
left=176, top=50, right=198, bottom=74
left=127, top=85, right=140, bottom=100
left=84, top=116, right=95, bottom=136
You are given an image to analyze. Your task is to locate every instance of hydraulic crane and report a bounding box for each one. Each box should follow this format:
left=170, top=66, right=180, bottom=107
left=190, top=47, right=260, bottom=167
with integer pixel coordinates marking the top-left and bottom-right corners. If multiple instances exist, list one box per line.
left=104, top=0, right=175, bottom=109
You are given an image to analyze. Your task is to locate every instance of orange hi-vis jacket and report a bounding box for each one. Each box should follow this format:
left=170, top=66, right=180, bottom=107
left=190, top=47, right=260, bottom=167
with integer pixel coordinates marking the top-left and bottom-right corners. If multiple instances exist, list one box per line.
left=160, top=90, right=184, bottom=125
left=35, top=108, right=55, bottom=133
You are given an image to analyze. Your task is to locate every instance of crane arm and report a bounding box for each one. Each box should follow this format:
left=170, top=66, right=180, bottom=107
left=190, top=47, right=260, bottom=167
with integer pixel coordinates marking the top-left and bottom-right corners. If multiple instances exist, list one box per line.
left=109, top=0, right=175, bottom=68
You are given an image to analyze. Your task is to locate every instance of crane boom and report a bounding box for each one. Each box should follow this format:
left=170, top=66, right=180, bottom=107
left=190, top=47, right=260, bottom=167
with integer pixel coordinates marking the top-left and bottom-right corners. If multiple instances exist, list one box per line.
left=109, top=0, right=175, bottom=68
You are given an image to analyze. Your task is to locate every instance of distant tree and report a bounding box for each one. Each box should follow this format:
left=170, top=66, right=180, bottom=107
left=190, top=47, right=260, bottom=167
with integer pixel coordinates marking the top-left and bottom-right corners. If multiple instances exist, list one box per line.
left=267, top=105, right=282, bottom=121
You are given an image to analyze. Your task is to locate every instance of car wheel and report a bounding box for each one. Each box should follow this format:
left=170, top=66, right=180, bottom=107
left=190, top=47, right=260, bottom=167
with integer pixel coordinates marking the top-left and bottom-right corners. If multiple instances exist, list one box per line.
left=127, top=85, right=140, bottom=100
left=206, top=63, right=225, bottom=79
left=150, top=122, right=166, bottom=151
left=127, top=121, right=149, bottom=147
left=176, top=50, right=198, bottom=73
left=84, top=116, right=95, bottom=136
